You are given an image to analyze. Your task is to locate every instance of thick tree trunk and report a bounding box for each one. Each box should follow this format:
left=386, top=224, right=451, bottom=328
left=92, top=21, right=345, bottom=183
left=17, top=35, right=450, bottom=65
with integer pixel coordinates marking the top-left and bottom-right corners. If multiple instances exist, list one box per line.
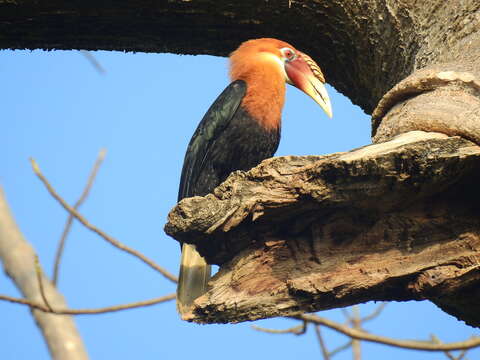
left=165, top=132, right=480, bottom=326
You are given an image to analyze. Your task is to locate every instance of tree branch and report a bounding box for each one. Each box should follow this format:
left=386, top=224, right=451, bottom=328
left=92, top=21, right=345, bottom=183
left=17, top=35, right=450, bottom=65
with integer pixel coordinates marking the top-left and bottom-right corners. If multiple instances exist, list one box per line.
left=79, top=51, right=106, bottom=74
left=53, top=148, right=106, bottom=285
left=165, top=132, right=480, bottom=326
left=296, top=314, right=480, bottom=352
left=0, top=187, right=89, bottom=360
left=35, top=255, right=53, bottom=312
left=0, top=293, right=175, bottom=314
left=314, top=325, right=332, bottom=360
left=329, top=340, right=353, bottom=358
left=431, top=335, right=470, bottom=360
left=30, top=158, right=178, bottom=284
left=252, top=321, right=306, bottom=335
left=360, top=303, right=387, bottom=323
left=251, top=312, right=480, bottom=354
left=350, top=306, right=361, bottom=360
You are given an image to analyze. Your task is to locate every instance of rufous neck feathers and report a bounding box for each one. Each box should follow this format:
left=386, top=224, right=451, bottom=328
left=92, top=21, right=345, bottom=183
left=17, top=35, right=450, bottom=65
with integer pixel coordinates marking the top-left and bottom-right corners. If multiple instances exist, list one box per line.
left=229, top=54, right=286, bottom=131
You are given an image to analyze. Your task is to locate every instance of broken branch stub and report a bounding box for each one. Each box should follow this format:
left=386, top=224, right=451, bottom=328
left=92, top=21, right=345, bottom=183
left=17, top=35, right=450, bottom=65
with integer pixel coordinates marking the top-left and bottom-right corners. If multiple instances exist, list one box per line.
left=165, top=131, right=480, bottom=326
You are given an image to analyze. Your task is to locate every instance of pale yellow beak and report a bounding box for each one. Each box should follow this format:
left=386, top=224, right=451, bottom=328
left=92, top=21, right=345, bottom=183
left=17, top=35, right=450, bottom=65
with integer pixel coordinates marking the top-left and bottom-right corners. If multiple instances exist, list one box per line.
left=285, top=52, right=333, bottom=118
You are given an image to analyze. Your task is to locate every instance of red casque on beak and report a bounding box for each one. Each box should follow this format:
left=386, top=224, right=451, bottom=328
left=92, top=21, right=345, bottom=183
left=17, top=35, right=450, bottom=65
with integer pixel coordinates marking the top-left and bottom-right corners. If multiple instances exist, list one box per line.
left=285, top=52, right=333, bottom=118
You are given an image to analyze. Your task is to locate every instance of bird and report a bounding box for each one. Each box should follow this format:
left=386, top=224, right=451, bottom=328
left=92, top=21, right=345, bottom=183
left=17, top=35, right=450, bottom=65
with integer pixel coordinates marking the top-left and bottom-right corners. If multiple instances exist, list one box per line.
left=176, top=38, right=332, bottom=316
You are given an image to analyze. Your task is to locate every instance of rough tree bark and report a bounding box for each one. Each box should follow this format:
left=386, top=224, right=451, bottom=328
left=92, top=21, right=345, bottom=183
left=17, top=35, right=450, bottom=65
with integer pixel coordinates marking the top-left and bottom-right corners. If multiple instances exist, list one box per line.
left=2, top=0, right=479, bottom=327
left=165, top=131, right=480, bottom=326
left=1, top=1, right=478, bottom=116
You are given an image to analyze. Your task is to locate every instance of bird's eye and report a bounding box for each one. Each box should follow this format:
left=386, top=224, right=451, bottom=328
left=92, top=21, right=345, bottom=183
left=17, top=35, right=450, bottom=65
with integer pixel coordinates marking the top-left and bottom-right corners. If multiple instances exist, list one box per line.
left=281, top=47, right=296, bottom=61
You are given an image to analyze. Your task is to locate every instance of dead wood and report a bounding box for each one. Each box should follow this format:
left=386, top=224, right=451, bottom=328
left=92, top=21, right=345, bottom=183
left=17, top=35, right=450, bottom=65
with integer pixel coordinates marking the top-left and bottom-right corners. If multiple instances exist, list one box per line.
left=165, top=131, right=480, bottom=327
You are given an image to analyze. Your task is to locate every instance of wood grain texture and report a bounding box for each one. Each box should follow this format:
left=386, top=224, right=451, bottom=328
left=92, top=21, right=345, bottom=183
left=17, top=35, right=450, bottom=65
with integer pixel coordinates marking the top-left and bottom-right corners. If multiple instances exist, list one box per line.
left=372, top=67, right=480, bottom=145
left=165, top=132, right=480, bottom=326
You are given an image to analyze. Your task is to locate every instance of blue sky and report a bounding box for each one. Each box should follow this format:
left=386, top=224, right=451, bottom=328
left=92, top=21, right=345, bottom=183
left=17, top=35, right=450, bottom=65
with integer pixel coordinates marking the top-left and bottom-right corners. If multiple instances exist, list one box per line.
left=0, top=49, right=478, bottom=359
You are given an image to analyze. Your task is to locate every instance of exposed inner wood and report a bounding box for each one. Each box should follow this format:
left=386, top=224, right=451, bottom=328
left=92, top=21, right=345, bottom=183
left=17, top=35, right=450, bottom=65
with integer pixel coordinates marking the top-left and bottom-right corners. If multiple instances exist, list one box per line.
left=165, top=132, right=480, bottom=326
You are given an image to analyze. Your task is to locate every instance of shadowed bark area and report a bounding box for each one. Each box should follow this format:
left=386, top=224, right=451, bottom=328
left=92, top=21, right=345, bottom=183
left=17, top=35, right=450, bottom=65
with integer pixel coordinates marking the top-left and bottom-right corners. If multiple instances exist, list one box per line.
left=165, top=132, right=480, bottom=326
left=1, top=1, right=479, bottom=116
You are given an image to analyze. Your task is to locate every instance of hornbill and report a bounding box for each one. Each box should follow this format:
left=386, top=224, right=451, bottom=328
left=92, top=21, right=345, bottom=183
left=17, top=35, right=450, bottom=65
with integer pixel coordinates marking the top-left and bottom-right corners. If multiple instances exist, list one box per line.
left=177, top=38, right=332, bottom=315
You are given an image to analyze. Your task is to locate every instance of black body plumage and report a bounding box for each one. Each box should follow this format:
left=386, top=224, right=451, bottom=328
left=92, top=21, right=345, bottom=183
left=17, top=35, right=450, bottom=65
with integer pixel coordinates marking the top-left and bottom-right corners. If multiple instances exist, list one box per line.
left=178, top=80, right=280, bottom=201
left=176, top=80, right=281, bottom=314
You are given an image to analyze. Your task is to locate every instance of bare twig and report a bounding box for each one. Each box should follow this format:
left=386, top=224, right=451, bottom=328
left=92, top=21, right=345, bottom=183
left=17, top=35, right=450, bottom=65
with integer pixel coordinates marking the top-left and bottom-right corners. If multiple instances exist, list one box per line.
left=0, top=292, right=175, bottom=314
left=294, top=314, right=480, bottom=352
left=341, top=307, right=351, bottom=321
left=30, top=158, right=178, bottom=284
left=340, top=306, right=362, bottom=359
left=338, top=303, right=386, bottom=359
left=361, top=303, right=387, bottom=323
left=53, top=149, right=106, bottom=285
left=314, top=325, right=331, bottom=360
left=80, top=50, right=105, bottom=74
left=432, top=334, right=470, bottom=360
left=351, top=306, right=362, bottom=360
left=444, top=352, right=458, bottom=360
left=330, top=341, right=353, bottom=358
left=252, top=305, right=477, bottom=357
left=252, top=320, right=307, bottom=335
left=34, top=255, right=53, bottom=311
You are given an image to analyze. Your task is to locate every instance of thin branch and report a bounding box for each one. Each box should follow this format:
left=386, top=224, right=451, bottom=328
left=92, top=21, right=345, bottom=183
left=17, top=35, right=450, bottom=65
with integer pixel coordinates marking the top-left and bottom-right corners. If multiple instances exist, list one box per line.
left=34, top=255, right=53, bottom=312
left=446, top=348, right=468, bottom=360
left=314, top=325, right=331, bottom=360
left=251, top=320, right=307, bottom=335
left=456, top=350, right=467, bottom=360
left=294, top=314, right=480, bottom=352
left=351, top=306, right=362, bottom=360
left=80, top=50, right=105, bottom=74
left=444, top=352, right=458, bottom=360
left=340, top=306, right=362, bottom=360
left=30, top=158, right=178, bottom=284
left=341, top=307, right=351, bottom=321
left=361, top=303, right=387, bottom=323
left=432, top=334, right=470, bottom=360
left=53, top=149, right=106, bottom=285
left=342, top=303, right=386, bottom=325
left=330, top=341, right=353, bottom=358
left=0, top=293, right=175, bottom=315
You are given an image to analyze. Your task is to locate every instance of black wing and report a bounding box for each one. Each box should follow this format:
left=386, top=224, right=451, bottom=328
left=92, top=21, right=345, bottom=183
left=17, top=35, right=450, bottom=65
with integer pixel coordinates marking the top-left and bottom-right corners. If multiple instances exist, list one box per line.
left=178, top=80, right=246, bottom=201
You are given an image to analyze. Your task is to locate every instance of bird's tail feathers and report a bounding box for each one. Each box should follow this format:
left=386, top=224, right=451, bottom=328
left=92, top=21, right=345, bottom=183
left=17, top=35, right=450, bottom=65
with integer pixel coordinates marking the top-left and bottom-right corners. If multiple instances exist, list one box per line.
left=177, top=243, right=211, bottom=316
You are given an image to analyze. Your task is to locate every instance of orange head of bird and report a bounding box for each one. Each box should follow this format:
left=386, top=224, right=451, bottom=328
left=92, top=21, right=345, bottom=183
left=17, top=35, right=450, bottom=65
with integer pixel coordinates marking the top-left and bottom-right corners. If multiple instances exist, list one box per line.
left=229, top=38, right=332, bottom=118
